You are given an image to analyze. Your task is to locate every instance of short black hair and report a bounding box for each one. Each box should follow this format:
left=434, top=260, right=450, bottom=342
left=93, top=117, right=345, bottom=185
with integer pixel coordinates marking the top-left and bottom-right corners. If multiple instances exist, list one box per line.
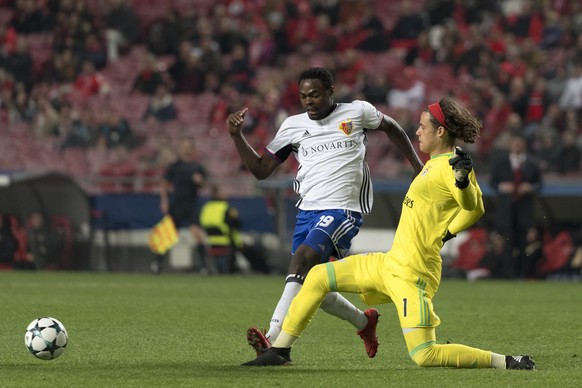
left=298, top=67, right=334, bottom=90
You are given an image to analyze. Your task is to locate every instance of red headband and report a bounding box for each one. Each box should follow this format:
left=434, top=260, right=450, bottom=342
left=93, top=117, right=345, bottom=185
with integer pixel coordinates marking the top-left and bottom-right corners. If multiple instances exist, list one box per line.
left=428, top=102, right=447, bottom=128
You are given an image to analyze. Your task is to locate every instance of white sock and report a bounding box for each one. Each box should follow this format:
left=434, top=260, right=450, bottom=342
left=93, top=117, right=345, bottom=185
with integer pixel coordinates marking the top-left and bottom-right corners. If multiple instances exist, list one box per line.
left=491, top=352, right=506, bottom=369
left=320, top=292, right=368, bottom=330
left=265, top=281, right=302, bottom=342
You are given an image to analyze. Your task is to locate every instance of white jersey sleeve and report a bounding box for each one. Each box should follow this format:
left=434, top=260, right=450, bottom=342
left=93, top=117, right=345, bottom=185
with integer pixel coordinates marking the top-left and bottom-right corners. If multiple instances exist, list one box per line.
left=358, top=100, right=383, bottom=130
left=264, top=117, right=297, bottom=163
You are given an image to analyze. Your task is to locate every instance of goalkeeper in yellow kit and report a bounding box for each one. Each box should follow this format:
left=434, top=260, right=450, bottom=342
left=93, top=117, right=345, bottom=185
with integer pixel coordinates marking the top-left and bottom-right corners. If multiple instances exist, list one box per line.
left=242, top=97, right=535, bottom=370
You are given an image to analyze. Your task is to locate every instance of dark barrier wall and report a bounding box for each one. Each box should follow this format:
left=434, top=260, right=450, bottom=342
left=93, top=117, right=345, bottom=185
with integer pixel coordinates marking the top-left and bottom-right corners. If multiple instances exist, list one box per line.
left=258, top=177, right=582, bottom=234
left=0, top=172, right=92, bottom=269
left=91, top=194, right=276, bottom=233
left=91, top=177, right=582, bottom=240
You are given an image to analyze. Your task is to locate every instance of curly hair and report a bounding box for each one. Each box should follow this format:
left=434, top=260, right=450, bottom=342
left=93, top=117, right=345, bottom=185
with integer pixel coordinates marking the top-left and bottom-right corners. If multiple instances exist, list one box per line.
left=298, top=67, right=334, bottom=90
left=428, top=97, right=481, bottom=144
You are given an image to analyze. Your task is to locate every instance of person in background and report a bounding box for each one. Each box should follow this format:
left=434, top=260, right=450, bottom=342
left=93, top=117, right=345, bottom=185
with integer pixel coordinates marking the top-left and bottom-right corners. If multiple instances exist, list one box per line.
left=557, top=130, right=581, bottom=174
left=25, top=212, right=58, bottom=269
left=98, top=106, right=138, bottom=149
left=131, top=52, right=167, bottom=95
left=142, top=84, right=177, bottom=123
left=467, top=230, right=513, bottom=281
left=60, top=107, right=98, bottom=150
left=0, top=214, right=18, bottom=268
left=200, top=184, right=272, bottom=275
left=199, top=185, right=244, bottom=274
left=73, top=60, right=111, bottom=99
left=242, top=97, right=534, bottom=371
left=103, top=0, right=139, bottom=62
left=489, top=132, right=543, bottom=278
left=523, top=226, right=544, bottom=279
left=154, top=136, right=209, bottom=274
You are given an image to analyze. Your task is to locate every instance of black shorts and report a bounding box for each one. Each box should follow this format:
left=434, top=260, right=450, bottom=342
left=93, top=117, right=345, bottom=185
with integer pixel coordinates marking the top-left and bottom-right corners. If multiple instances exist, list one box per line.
left=170, top=202, right=200, bottom=228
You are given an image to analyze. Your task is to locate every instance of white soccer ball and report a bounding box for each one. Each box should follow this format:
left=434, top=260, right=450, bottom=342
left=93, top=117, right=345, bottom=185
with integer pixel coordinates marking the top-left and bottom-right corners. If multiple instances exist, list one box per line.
left=24, top=317, right=69, bottom=360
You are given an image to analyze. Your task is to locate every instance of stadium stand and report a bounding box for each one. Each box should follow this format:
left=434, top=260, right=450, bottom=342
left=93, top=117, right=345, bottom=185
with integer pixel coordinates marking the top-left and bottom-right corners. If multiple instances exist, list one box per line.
left=1, top=0, right=581, bottom=197
left=1, top=0, right=582, bottom=276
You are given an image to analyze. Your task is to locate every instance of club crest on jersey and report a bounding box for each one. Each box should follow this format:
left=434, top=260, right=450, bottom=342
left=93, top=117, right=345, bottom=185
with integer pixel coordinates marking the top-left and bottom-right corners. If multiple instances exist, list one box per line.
left=339, top=119, right=353, bottom=135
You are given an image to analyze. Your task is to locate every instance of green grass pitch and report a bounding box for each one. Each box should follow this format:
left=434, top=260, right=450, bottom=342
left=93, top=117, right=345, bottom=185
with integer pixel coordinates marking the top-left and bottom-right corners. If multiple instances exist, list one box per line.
left=1, top=271, right=581, bottom=387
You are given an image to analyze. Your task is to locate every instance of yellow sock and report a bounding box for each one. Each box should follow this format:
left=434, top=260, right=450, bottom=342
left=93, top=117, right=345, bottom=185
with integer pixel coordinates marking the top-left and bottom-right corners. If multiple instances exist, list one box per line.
left=272, top=331, right=298, bottom=348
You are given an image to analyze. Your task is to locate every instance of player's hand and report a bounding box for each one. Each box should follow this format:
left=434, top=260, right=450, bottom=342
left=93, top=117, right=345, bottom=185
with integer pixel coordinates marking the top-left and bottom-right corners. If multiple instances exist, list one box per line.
left=517, top=182, right=534, bottom=196
left=449, top=146, right=473, bottom=189
left=192, top=172, right=204, bottom=186
left=498, top=182, right=515, bottom=194
left=226, top=108, right=248, bottom=136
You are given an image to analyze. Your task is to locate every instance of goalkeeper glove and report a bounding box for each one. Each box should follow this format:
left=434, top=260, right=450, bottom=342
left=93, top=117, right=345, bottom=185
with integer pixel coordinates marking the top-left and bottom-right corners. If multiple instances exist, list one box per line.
left=448, top=146, right=473, bottom=189
left=442, top=230, right=456, bottom=243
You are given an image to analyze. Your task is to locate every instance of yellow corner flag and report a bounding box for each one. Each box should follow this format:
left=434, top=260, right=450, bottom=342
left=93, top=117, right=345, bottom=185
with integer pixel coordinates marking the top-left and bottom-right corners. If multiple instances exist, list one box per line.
left=148, top=215, right=179, bottom=254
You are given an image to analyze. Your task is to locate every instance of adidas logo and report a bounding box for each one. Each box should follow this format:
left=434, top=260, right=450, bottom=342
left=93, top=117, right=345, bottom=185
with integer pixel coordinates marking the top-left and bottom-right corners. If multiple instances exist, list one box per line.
left=302, top=130, right=311, bottom=138
left=318, top=244, right=326, bottom=252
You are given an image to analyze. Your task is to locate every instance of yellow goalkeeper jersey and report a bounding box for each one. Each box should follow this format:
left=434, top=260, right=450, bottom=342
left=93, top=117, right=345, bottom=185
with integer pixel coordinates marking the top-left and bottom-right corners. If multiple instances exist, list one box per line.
left=388, top=151, right=484, bottom=292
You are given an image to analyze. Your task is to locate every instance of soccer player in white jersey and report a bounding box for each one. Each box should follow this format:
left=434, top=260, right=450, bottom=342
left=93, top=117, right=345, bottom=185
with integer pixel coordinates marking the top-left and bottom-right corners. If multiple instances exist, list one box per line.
left=241, top=97, right=535, bottom=370
left=227, top=67, right=423, bottom=360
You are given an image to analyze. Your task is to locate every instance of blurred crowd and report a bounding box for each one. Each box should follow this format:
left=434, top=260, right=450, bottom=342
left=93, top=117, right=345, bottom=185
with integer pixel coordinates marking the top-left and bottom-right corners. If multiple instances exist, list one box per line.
left=1, top=0, right=582, bottom=194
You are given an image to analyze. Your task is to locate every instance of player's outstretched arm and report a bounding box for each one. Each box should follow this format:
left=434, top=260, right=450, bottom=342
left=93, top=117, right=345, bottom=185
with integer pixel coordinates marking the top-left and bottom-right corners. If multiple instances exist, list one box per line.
left=378, top=115, right=424, bottom=175
left=227, top=108, right=279, bottom=180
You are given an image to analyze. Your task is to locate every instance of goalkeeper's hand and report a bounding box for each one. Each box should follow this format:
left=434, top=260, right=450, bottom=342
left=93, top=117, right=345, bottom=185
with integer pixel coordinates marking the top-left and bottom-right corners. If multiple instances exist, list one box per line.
left=448, top=146, right=473, bottom=189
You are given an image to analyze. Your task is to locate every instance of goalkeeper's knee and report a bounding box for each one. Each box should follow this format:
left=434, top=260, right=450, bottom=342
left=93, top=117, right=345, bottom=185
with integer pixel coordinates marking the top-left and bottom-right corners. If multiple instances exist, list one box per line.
left=405, top=327, right=439, bottom=367
left=410, top=342, right=440, bottom=367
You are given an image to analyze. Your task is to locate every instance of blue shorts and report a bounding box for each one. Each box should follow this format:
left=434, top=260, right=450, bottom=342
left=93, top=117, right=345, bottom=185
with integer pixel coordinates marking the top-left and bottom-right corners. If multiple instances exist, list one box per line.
left=292, top=209, right=363, bottom=262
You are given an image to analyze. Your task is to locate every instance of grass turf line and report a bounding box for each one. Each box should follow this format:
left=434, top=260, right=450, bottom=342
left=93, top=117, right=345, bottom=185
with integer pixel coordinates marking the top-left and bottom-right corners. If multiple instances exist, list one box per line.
left=0, top=271, right=581, bottom=387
